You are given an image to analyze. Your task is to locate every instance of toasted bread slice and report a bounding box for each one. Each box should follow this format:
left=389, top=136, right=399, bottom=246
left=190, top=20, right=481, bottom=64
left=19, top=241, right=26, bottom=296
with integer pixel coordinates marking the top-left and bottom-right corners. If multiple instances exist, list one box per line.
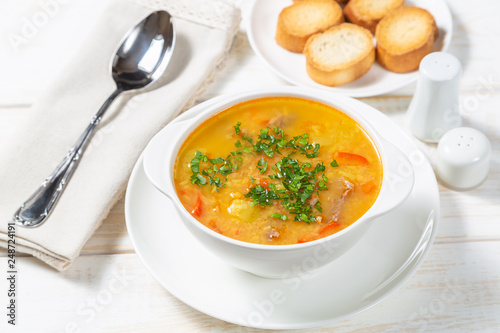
left=344, top=0, right=404, bottom=34
left=276, top=0, right=344, bottom=53
left=375, top=6, right=438, bottom=73
left=304, top=23, right=375, bottom=86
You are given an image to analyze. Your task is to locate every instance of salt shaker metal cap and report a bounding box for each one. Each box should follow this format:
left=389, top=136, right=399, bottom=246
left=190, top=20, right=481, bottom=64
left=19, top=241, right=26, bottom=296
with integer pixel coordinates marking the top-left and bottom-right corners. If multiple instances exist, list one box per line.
left=407, top=52, right=462, bottom=142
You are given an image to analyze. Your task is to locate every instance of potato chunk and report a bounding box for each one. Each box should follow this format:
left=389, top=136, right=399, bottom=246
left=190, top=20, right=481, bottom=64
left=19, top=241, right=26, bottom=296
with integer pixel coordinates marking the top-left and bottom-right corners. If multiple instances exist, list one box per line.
left=227, top=199, right=256, bottom=220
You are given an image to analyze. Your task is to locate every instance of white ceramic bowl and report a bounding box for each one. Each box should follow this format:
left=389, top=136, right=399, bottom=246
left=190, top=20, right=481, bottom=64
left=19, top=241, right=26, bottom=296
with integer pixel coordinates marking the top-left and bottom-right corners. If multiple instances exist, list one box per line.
left=143, top=87, right=414, bottom=278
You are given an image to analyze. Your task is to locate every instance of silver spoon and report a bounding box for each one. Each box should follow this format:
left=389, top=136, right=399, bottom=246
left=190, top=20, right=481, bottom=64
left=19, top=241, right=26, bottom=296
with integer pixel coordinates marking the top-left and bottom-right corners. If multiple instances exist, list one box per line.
left=13, top=10, right=175, bottom=227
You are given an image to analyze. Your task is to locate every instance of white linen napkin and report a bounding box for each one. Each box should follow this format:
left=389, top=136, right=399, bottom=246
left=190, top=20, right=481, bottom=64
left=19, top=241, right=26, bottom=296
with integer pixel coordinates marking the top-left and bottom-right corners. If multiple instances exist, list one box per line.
left=0, top=0, right=241, bottom=271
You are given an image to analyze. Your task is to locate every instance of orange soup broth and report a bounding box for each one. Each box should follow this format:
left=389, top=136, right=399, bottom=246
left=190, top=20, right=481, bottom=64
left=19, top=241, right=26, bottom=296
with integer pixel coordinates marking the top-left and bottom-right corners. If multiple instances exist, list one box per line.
left=174, top=97, right=382, bottom=245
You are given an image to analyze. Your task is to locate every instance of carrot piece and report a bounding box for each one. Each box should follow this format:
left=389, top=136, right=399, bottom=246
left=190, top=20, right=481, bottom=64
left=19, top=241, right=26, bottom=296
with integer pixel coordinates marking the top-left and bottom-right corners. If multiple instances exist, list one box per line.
left=361, top=180, right=376, bottom=194
left=191, top=193, right=203, bottom=217
left=258, top=119, right=270, bottom=126
left=333, top=152, right=369, bottom=166
left=208, top=220, right=222, bottom=234
left=179, top=189, right=193, bottom=195
left=298, top=234, right=318, bottom=244
left=319, top=222, right=341, bottom=236
left=261, top=181, right=270, bottom=191
left=248, top=180, right=269, bottom=191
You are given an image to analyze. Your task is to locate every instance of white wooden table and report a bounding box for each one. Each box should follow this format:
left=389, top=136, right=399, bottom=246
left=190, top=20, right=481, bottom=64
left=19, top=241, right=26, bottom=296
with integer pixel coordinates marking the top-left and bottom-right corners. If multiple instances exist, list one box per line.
left=1, top=0, right=499, bottom=332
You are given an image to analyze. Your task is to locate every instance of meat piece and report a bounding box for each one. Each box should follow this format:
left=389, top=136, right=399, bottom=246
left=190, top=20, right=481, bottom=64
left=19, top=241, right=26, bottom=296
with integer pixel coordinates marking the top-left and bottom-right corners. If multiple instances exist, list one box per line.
left=340, top=179, right=354, bottom=199
left=330, top=202, right=343, bottom=222
left=268, top=114, right=295, bottom=128
left=265, top=227, right=280, bottom=240
left=330, top=179, right=355, bottom=222
left=309, top=195, right=319, bottom=208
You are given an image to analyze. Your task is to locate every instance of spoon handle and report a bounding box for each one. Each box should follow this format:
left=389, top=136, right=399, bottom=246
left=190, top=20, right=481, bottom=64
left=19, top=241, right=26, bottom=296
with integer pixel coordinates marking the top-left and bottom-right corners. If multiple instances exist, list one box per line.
left=13, top=88, right=123, bottom=227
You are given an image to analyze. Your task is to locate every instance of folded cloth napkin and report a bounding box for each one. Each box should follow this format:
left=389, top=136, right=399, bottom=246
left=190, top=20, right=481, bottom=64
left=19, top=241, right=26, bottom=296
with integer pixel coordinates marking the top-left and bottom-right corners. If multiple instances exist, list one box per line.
left=0, top=0, right=241, bottom=270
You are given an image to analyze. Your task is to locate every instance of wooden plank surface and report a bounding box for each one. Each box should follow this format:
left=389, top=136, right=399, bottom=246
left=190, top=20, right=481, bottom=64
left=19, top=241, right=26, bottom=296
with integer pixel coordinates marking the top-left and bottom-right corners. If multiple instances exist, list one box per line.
left=0, top=239, right=499, bottom=332
left=0, top=0, right=499, bottom=332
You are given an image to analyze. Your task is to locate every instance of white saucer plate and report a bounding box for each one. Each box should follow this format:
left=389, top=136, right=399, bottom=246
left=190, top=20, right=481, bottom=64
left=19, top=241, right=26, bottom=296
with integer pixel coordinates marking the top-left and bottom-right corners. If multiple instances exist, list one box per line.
left=125, top=97, right=440, bottom=329
left=247, top=0, right=453, bottom=97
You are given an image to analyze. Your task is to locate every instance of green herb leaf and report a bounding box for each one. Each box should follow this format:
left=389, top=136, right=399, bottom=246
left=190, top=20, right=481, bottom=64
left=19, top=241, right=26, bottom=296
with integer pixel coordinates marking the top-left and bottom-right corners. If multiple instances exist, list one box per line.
left=195, top=174, right=207, bottom=185
left=315, top=201, right=322, bottom=213
left=243, top=135, right=253, bottom=144
left=270, top=213, right=288, bottom=221
left=219, top=164, right=233, bottom=175
left=209, top=157, right=224, bottom=164
left=234, top=121, right=241, bottom=135
left=257, top=157, right=268, bottom=174
left=190, top=151, right=204, bottom=173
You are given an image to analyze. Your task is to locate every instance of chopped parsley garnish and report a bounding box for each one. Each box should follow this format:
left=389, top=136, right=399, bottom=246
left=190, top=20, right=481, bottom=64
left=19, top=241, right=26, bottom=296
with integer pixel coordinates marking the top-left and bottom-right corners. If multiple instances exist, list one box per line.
left=189, top=151, right=235, bottom=190
left=245, top=156, right=329, bottom=223
left=188, top=121, right=339, bottom=222
left=246, top=185, right=281, bottom=206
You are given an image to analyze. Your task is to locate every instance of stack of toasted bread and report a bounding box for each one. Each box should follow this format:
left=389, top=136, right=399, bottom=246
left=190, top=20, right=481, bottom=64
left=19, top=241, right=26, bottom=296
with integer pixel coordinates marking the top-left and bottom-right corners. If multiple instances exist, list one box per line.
left=275, top=0, right=438, bottom=86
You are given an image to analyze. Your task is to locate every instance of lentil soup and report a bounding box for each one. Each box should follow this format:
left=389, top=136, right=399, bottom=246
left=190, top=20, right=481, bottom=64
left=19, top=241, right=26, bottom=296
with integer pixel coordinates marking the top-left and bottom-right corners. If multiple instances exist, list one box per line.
left=173, top=97, right=382, bottom=245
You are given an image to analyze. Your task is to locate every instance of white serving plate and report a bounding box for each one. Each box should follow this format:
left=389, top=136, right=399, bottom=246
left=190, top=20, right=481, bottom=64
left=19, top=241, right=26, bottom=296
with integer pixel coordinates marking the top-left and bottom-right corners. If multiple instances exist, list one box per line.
left=247, top=0, right=453, bottom=97
left=124, top=94, right=440, bottom=329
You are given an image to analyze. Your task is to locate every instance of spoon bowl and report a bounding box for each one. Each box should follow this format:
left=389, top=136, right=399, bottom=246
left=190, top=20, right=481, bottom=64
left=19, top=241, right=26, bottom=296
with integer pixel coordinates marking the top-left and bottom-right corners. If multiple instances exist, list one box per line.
left=113, top=10, right=175, bottom=90
left=13, top=10, right=175, bottom=227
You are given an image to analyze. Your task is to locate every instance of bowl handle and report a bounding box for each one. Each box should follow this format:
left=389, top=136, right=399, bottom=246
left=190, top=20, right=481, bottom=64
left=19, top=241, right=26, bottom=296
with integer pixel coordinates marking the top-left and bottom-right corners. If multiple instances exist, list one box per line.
left=143, top=118, right=193, bottom=199
left=363, top=138, right=415, bottom=221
